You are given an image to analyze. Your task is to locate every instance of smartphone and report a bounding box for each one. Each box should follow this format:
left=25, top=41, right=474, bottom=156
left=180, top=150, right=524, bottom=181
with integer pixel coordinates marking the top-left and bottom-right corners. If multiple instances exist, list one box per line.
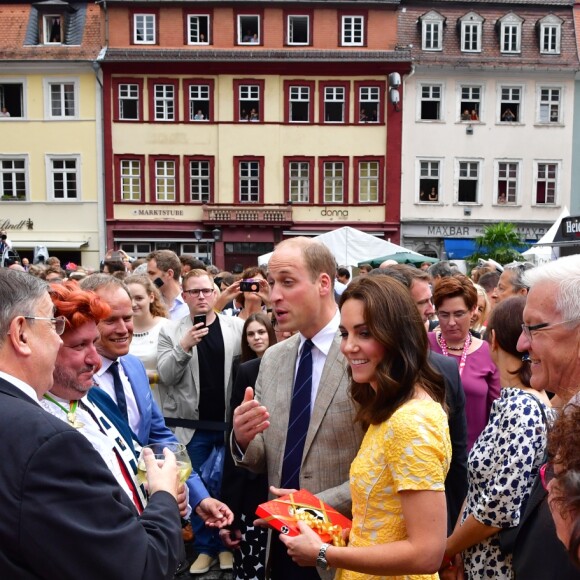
left=240, top=279, right=260, bottom=293
left=193, top=314, right=206, bottom=328
left=153, top=277, right=164, bottom=288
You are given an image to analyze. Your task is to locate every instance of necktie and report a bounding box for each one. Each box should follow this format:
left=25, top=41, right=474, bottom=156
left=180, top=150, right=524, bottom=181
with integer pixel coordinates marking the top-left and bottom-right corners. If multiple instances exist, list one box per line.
left=109, top=361, right=129, bottom=421
left=280, top=339, right=314, bottom=490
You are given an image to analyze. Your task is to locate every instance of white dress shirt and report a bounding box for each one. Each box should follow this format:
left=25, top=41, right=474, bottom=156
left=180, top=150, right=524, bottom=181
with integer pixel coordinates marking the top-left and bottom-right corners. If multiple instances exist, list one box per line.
left=93, top=357, right=141, bottom=436
left=296, top=308, right=341, bottom=409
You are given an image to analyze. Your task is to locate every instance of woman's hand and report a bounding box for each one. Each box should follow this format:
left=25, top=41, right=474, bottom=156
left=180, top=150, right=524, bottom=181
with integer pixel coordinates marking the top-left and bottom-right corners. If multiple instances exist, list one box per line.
left=256, top=278, right=271, bottom=308
left=439, top=553, right=464, bottom=580
left=279, top=520, right=324, bottom=567
left=213, top=280, right=242, bottom=312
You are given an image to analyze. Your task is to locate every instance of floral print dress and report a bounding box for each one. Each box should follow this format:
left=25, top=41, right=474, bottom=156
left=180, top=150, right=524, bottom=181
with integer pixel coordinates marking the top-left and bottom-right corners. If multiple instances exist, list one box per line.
left=462, top=388, right=551, bottom=579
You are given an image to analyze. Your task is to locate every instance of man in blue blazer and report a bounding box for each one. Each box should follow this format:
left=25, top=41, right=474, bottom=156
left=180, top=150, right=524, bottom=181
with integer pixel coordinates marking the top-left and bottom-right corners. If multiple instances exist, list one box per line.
left=81, top=274, right=232, bottom=526
left=0, top=269, right=183, bottom=579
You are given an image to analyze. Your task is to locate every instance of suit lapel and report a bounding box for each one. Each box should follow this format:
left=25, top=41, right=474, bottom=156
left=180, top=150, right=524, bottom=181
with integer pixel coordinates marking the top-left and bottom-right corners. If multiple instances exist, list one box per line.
left=178, top=316, right=199, bottom=389
left=268, top=335, right=299, bottom=441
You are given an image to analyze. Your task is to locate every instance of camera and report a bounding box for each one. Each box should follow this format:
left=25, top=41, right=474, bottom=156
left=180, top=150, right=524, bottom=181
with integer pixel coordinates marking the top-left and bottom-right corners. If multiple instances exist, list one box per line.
left=153, top=277, right=164, bottom=288
left=240, top=279, right=260, bottom=293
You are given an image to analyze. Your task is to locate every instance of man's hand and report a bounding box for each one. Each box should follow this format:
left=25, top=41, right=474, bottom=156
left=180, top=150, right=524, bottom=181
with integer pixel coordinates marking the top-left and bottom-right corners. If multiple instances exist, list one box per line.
left=196, top=498, right=234, bottom=528
left=219, top=528, right=242, bottom=549
left=279, top=521, right=322, bottom=567
left=179, top=322, right=209, bottom=352
left=233, top=387, right=270, bottom=451
left=176, top=483, right=188, bottom=518
left=144, top=447, right=179, bottom=500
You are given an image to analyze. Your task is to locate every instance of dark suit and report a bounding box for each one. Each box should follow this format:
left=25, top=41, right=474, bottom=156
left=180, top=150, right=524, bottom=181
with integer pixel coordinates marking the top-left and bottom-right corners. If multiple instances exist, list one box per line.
left=222, top=358, right=267, bottom=531
left=429, top=352, right=469, bottom=532
left=511, top=476, right=578, bottom=578
left=0, top=377, right=183, bottom=580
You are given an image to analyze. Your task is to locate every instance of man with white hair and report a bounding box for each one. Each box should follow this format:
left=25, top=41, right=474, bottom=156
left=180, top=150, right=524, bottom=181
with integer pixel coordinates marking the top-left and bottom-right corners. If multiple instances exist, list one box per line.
left=508, top=255, right=580, bottom=579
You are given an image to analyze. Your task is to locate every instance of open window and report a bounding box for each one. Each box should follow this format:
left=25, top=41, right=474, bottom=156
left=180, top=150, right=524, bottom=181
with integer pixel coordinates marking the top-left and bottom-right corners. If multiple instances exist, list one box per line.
left=499, top=86, right=521, bottom=123
left=237, top=15, right=260, bottom=44
left=0, top=83, right=24, bottom=118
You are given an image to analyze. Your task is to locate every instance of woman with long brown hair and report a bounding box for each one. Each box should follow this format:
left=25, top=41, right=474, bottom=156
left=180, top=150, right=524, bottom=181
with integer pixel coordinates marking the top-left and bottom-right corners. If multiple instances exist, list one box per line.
left=281, top=276, right=451, bottom=579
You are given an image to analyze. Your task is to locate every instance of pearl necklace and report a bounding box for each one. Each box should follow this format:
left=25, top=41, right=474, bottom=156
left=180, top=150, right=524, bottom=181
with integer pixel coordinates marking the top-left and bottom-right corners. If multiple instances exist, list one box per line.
left=437, top=331, right=471, bottom=377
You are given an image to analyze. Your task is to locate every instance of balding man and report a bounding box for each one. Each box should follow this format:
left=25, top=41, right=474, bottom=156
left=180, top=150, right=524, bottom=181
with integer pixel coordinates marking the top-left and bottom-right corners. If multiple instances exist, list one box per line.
left=0, top=270, right=183, bottom=579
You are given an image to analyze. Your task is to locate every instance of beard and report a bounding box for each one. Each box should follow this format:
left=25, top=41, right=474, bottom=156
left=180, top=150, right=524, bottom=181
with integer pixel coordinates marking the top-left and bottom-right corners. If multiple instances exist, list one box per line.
left=51, top=365, right=96, bottom=400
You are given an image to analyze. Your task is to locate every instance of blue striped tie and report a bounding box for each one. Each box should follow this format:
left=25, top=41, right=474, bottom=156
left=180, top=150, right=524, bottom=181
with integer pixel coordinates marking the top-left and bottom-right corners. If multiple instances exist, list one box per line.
left=280, top=339, right=314, bottom=490
left=109, top=361, right=129, bottom=421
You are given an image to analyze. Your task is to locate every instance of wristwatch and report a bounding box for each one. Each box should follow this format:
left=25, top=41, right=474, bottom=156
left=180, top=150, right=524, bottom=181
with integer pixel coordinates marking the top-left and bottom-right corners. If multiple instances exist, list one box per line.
left=316, top=543, right=331, bottom=571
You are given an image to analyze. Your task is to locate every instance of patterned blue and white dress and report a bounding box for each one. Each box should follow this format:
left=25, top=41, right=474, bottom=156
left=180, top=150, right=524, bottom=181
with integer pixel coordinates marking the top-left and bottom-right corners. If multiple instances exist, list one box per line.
left=461, top=388, right=551, bottom=579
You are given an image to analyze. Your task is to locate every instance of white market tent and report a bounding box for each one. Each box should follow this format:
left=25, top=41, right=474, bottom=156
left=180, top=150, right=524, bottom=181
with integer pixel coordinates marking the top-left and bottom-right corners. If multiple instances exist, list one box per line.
left=522, top=207, right=568, bottom=265
left=258, top=226, right=418, bottom=267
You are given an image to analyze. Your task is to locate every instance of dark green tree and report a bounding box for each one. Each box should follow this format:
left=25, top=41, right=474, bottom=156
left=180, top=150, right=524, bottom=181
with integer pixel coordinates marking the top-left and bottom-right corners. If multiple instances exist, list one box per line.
left=466, top=222, right=527, bottom=267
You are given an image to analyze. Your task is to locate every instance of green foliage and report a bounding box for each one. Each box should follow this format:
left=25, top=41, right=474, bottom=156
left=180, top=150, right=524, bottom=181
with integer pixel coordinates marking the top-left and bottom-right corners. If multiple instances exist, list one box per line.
left=466, top=222, right=527, bottom=267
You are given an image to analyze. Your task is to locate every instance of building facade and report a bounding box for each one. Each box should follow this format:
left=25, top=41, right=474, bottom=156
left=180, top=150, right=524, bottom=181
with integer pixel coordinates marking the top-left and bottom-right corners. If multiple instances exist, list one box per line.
left=100, top=0, right=410, bottom=269
left=399, top=0, right=578, bottom=259
left=0, top=0, right=104, bottom=268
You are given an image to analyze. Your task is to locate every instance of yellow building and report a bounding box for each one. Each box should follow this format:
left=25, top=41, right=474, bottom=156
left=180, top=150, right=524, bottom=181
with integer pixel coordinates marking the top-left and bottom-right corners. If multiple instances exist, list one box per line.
left=0, top=1, right=103, bottom=268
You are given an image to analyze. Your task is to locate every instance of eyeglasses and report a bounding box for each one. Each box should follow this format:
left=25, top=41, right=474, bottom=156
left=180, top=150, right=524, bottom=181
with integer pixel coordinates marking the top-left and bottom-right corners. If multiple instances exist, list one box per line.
left=183, top=288, right=213, bottom=297
left=521, top=318, right=580, bottom=342
left=437, top=310, right=469, bottom=321
left=540, top=462, right=556, bottom=490
left=23, top=315, right=66, bottom=336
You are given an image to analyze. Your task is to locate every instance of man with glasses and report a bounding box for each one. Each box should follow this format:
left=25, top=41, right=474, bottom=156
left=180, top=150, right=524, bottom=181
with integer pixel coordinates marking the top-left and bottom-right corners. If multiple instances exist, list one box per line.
left=0, top=269, right=185, bottom=579
left=506, top=255, right=580, bottom=579
left=158, top=268, right=244, bottom=574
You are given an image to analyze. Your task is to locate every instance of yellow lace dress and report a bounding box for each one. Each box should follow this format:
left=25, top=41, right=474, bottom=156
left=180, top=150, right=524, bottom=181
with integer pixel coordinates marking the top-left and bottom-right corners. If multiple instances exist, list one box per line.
left=338, top=399, right=451, bottom=580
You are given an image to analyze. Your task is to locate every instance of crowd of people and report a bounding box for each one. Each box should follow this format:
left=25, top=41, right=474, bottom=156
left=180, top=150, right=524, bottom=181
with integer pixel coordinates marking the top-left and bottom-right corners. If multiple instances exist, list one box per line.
left=0, top=241, right=579, bottom=580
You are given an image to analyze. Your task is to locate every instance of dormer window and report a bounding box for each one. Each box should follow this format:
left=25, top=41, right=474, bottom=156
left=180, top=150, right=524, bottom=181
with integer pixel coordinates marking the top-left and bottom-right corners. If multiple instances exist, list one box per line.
left=459, top=12, right=483, bottom=53
left=538, top=14, right=562, bottom=55
left=420, top=11, right=445, bottom=51
left=28, top=1, right=80, bottom=47
left=43, top=14, right=63, bottom=44
left=498, top=13, right=523, bottom=54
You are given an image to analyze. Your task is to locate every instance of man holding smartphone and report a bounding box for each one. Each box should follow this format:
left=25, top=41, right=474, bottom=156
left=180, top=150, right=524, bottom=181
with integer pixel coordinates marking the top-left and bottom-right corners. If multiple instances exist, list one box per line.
left=158, top=269, right=244, bottom=574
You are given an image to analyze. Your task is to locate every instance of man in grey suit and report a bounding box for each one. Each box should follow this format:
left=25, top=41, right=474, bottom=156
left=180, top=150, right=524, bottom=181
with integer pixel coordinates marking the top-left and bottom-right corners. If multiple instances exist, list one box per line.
left=233, top=238, right=364, bottom=579
left=158, top=268, right=244, bottom=574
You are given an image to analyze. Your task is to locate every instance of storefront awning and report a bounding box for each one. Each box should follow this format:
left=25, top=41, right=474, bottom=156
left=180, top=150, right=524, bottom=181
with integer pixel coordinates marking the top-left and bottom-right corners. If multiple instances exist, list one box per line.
left=11, top=241, right=89, bottom=250
left=443, top=239, right=476, bottom=260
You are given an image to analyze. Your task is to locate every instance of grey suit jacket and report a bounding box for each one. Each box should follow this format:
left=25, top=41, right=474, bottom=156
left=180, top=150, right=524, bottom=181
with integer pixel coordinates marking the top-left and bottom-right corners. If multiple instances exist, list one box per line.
left=157, top=313, right=244, bottom=444
left=235, top=332, right=363, bottom=516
